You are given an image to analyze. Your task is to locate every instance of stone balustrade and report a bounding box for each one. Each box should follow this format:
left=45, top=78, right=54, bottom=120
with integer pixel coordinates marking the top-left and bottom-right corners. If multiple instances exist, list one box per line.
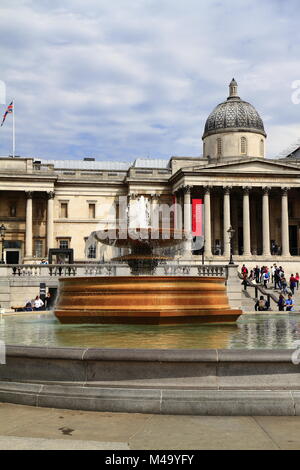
left=3, top=263, right=231, bottom=278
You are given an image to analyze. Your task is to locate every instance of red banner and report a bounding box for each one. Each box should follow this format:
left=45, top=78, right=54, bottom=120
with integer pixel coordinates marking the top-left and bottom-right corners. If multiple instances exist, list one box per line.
left=192, top=199, right=203, bottom=236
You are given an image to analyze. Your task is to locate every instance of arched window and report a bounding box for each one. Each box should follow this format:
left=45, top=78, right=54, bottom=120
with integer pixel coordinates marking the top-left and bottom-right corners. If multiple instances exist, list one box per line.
left=203, top=142, right=206, bottom=157
left=241, top=137, right=247, bottom=155
left=216, top=138, right=222, bottom=157
left=260, top=139, right=264, bottom=156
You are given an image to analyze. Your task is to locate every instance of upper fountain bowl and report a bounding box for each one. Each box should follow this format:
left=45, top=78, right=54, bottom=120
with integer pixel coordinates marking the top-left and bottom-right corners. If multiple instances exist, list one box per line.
left=92, top=227, right=186, bottom=249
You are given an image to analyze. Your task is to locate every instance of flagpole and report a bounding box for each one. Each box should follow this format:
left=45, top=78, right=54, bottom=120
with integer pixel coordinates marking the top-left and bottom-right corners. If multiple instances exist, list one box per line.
left=12, top=99, right=15, bottom=158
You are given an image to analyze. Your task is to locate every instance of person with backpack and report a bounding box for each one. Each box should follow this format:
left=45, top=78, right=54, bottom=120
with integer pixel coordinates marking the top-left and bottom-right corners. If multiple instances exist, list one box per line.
left=255, top=296, right=267, bottom=311
left=263, top=271, right=269, bottom=288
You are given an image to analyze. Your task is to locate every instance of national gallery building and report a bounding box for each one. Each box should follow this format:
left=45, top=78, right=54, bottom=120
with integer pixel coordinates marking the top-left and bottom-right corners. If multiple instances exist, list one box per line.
left=0, top=79, right=300, bottom=267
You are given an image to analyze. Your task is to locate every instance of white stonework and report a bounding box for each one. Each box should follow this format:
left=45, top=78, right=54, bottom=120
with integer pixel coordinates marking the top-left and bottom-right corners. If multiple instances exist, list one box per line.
left=0, top=80, right=298, bottom=269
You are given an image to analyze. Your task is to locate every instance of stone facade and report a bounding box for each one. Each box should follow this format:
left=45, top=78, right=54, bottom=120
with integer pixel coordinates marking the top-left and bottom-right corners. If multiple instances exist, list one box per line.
left=0, top=80, right=299, bottom=266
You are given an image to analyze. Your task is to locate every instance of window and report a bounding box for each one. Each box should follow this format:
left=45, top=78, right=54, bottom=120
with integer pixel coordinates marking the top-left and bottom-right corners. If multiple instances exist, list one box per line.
left=87, top=243, right=97, bottom=259
left=288, top=201, right=294, bottom=218
left=241, top=137, right=247, bottom=155
left=260, top=139, right=264, bottom=156
left=36, top=203, right=44, bottom=219
left=34, top=239, right=43, bottom=258
left=89, top=203, right=96, bottom=219
left=59, top=239, right=69, bottom=250
left=10, top=203, right=17, bottom=217
left=60, top=202, right=68, bottom=218
left=216, top=138, right=222, bottom=157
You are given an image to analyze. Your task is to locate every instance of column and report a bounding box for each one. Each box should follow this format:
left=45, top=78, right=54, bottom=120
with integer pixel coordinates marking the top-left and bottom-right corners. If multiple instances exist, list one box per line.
left=262, top=187, right=271, bottom=256
left=203, top=186, right=212, bottom=258
left=150, top=193, right=159, bottom=231
left=174, top=191, right=182, bottom=231
left=183, top=185, right=192, bottom=253
left=47, top=191, right=55, bottom=255
left=223, top=186, right=231, bottom=257
left=25, top=191, right=33, bottom=258
left=281, top=187, right=290, bottom=257
left=232, top=195, right=239, bottom=255
left=242, top=186, right=251, bottom=257
left=128, top=193, right=137, bottom=229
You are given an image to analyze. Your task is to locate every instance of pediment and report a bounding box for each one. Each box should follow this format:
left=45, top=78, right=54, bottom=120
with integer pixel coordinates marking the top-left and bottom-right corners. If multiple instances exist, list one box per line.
left=189, top=158, right=300, bottom=174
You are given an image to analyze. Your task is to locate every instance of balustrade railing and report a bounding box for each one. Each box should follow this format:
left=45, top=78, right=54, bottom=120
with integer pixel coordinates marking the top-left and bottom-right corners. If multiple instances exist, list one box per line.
left=197, top=265, right=227, bottom=277
left=3, top=263, right=231, bottom=278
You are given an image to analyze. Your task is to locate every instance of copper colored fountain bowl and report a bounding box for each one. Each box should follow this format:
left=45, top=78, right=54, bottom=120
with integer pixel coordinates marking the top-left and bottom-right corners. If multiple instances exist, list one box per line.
left=55, top=276, right=242, bottom=325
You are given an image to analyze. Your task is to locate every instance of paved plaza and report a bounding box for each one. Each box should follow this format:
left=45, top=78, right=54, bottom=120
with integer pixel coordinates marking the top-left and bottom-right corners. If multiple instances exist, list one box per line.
left=1, top=403, right=300, bottom=450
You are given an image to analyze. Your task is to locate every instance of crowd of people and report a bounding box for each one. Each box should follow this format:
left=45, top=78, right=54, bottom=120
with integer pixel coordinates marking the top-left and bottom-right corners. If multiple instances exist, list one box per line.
left=241, top=264, right=297, bottom=312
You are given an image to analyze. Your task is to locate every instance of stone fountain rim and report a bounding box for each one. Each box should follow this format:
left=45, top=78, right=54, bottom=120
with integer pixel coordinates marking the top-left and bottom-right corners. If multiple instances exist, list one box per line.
left=1, top=345, right=300, bottom=415
left=57, top=275, right=228, bottom=281
left=4, top=344, right=297, bottom=362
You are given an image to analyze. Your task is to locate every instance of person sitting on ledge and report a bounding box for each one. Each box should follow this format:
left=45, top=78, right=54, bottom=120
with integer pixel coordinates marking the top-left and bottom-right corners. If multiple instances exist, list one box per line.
left=278, top=294, right=286, bottom=312
left=24, top=301, right=33, bottom=311
left=285, top=294, right=295, bottom=312
left=255, top=296, right=268, bottom=311
left=33, top=296, right=44, bottom=311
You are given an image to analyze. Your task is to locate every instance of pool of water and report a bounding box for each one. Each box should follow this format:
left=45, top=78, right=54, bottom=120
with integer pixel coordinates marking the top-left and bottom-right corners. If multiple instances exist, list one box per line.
left=1, top=312, right=300, bottom=349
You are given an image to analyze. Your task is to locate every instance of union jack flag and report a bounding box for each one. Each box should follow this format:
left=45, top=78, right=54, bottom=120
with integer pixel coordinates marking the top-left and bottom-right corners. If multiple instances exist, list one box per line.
left=1, top=101, right=13, bottom=127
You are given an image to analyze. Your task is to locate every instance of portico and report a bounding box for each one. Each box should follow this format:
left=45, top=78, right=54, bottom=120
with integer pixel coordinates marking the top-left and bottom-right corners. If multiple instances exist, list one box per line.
left=0, top=185, right=55, bottom=263
left=170, top=157, right=300, bottom=262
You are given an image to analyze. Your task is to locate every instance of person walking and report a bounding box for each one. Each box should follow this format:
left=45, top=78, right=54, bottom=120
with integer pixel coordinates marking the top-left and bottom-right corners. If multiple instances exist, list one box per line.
left=241, top=264, right=248, bottom=276
left=296, top=272, right=300, bottom=290
left=263, top=270, right=269, bottom=288
left=281, top=276, right=288, bottom=295
left=254, top=265, right=260, bottom=284
left=271, top=264, right=277, bottom=283
left=290, top=274, right=297, bottom=295
left=274, top=269, right=281, bottom=290
left=242, top=272, right=248, bottom=291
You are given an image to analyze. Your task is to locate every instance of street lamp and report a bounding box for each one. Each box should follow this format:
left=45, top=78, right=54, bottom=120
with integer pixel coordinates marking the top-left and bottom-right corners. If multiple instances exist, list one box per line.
left=0, top=224, right=6, bottom=264
left=227, top=225, right=235, bottom=265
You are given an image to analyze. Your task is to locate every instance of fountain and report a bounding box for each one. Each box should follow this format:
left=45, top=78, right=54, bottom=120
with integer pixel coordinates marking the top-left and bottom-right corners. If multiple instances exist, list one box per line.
left=54, top=196, right=242, bottom=324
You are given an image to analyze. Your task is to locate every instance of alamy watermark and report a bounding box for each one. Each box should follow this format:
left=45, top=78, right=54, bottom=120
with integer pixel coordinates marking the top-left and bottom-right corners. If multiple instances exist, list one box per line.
left=84, top=195, right=205, bottom=254
left=0, top=340, right=5, bottom=365
left=291, top=81, right=300, bottom=104
left=0, top=80, right=6, bottom=105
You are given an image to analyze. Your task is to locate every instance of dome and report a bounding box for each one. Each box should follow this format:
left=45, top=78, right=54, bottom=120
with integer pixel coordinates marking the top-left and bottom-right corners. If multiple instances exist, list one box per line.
left=202, top=79, right=266, bottom=139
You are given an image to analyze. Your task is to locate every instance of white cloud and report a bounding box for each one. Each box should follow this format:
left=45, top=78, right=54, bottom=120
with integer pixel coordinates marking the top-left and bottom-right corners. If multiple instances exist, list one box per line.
left=0, top=0, right=299, bottom=160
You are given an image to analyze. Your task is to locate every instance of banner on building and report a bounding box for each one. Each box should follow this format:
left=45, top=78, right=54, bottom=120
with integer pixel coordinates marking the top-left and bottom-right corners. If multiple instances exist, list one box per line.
left=192, top=198, right=203, bottom=237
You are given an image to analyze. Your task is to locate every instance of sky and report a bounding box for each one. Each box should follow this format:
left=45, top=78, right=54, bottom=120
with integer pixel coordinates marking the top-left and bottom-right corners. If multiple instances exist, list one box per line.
left=0, top=0, right=299, bottom=162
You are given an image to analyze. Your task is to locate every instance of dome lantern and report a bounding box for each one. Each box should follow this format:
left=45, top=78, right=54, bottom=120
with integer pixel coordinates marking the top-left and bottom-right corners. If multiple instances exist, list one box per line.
left=228, top=78, right=239, bottom=99
left=202, top=80, right=266, bottom=159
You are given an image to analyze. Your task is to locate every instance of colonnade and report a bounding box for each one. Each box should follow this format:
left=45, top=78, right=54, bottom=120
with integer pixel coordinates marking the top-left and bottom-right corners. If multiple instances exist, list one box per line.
left=174, top=185, right=291, bottom=258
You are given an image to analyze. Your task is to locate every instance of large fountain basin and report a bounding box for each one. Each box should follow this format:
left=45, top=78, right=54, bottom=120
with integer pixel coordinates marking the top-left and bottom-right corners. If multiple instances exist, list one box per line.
left=54, top=276, right=242, bottom=324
